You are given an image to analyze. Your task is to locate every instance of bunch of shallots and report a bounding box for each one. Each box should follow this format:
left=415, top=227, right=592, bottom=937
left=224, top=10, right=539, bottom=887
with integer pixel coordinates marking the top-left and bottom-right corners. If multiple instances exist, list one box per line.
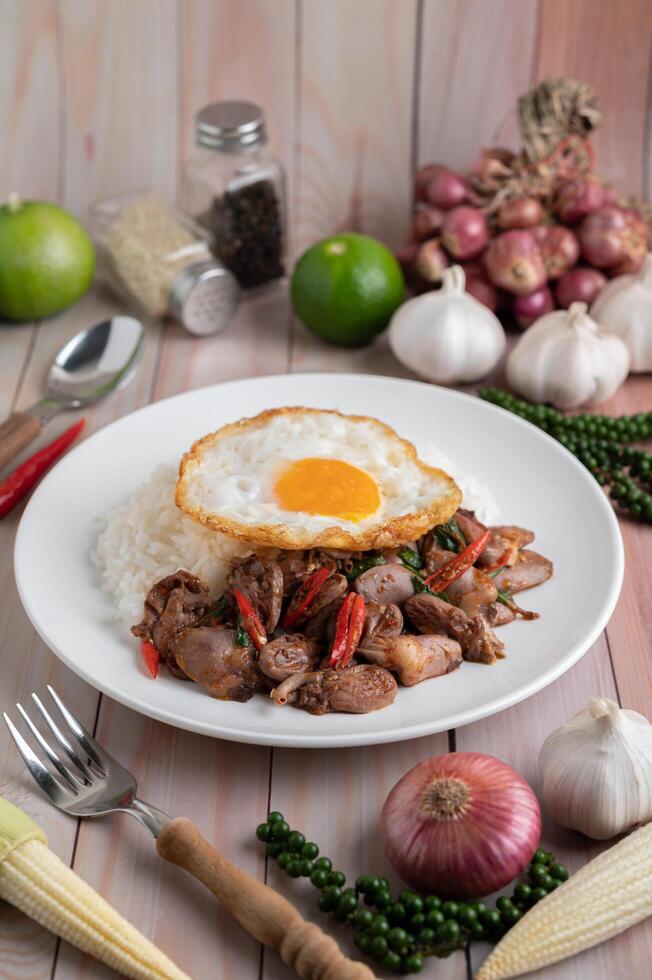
left=400, top=160, right=650, bottom=330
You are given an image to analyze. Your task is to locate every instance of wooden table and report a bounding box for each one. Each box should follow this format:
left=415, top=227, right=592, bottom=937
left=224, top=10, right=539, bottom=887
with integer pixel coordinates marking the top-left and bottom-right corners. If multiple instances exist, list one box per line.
left=2, top=2, right=652, bottom=977
left=0, top=282, right=651, bottom=980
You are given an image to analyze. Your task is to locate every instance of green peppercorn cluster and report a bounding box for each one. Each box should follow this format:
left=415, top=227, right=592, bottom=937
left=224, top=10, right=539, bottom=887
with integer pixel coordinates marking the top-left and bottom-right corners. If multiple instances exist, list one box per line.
left=480, top=387, right=652, bottom=523
left=256, top=813, right=567, bottom=975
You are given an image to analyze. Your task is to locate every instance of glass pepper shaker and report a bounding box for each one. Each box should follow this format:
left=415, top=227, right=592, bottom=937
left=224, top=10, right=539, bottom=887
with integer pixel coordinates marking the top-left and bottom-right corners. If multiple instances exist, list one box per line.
left=183, top=101, right=287, bottom=290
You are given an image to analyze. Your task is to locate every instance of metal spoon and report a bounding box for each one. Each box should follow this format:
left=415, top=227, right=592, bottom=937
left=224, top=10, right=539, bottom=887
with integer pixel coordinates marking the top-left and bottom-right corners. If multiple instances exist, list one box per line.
left=0, top=316, right=144, bottom=471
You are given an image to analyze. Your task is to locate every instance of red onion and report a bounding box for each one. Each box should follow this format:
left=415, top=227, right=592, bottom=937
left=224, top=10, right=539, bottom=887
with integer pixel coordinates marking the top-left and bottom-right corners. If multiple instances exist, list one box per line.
left=465, top=271, right=499, bottom=312
left=555, top=177, right=606, bottom=224
left=579, top=206, right=632, bottom=267
left=425, top=169, right=470, bottom=210
left=441, top=206, right=488, bottom=260
left=381, top=752, right=541, bottom=899
left=513, top=284, right=554, bottom=328
left=412, top=203, right=445, bottom=242
left=484, top=230, right=546, bottom=295
left=555, top=266, right=607, bottom=308
left=532, top=225, right=580, bottom=279
left=415, top=239, right=449, bottom=283
left=498, top=196, right=544, bottom=230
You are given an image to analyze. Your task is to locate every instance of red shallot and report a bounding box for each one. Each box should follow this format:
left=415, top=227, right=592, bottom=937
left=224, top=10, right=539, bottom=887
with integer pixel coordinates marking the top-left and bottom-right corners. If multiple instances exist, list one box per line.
left=464, top=270, right=498, bottom=312
left=414, top=163, right=446, bottom=202
left=442, top=206, right=488, bottom=260
left=415, top=239, right=449, bottom=283
left=555, top=176, right=606, bottom=224
left=426, top=168, right=470, bottom=210
left=513, top=284, right=554, bottom=329
left=498, top=196, right=544, bottom=230
left=532, top=225, right=580, bottom=279
left=380, top=752, right=541, bottom=899
left=412, top=203, right=444, bottom=242
left=484, top=230, right=546, bottom=296
left=579, top=206, right=632, bottom=268
left=555, top=266, right=607, bottom=308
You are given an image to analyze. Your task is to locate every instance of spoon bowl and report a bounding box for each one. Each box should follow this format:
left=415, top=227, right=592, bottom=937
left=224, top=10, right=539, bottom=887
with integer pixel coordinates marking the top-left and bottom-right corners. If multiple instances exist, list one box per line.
left=0, top=315, right=145, bottom=472
left=45, top=317, right=144, bottom=408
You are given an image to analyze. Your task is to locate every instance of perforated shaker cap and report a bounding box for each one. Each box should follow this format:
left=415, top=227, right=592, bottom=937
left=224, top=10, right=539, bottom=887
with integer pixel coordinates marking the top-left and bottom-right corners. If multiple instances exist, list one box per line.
left=168, top=261, right=241, bottom=336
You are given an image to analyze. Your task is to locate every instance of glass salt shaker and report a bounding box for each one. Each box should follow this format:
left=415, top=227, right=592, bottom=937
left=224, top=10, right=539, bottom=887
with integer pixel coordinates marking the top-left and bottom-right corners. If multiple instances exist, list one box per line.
left=91, top=191, right=240, bottom=337
left=183, top=101, right=287, bottom=289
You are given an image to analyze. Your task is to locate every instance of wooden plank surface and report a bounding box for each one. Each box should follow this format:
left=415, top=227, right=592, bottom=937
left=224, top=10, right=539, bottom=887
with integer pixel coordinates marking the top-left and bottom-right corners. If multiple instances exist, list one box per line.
left=1, top=2, right=652, bottom=979
left=416, top=0, right=539, bottom=168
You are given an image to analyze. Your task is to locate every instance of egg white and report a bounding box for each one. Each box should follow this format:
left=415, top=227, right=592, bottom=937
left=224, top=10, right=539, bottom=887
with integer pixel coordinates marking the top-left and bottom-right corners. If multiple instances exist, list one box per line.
left=176, top=408, right=461, bottom=550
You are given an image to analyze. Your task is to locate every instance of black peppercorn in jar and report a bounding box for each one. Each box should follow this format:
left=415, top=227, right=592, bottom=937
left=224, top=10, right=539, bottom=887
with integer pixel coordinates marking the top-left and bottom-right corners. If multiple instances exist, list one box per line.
left=183, top=100, right=287, bottom=290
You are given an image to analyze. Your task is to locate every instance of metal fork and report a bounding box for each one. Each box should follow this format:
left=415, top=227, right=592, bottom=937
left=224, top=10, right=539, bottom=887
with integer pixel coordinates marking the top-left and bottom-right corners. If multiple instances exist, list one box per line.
left=4, top=687, right=375, bottom=980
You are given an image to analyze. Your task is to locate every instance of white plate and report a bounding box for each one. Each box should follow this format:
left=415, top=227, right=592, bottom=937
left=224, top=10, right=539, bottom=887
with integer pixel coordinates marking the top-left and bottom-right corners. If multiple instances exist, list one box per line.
left=14, top=374, right=623, bottom=748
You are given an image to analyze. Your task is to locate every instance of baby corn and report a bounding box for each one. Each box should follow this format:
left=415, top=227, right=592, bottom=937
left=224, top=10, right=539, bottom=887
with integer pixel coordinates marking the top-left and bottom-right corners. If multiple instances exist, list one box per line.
left=476, top=821, right=652, bottom=979
left=0, top=798, right=189, bottom=980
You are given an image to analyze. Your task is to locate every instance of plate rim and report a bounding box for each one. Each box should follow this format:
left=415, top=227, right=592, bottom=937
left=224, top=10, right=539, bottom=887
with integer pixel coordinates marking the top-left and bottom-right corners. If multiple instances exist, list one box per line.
left=14, top=373, right=625, bottom=747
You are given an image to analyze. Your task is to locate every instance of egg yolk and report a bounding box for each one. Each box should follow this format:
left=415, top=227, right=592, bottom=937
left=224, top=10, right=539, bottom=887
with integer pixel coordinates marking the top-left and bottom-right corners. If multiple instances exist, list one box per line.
left=274, top=458, right=381, bottom=522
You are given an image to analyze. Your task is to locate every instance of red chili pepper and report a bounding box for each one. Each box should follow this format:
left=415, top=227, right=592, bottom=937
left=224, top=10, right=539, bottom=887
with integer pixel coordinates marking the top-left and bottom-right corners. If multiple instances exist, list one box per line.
left=330, top=593, right=366, bottom=669
left=483, top=550, right=511, bottom=573
left=140, top=639, right=159, bottom=679
left=282, top=566, right=332, bottom=629
left=233, top=589, right=267, bottom=651
left=0, top=418, right=86, bottom=519
left=423, top=529, right=492, bottom=592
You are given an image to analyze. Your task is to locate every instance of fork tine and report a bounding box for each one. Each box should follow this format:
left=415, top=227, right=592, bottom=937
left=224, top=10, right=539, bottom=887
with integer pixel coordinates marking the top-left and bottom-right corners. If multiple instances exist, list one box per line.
left=46, top=685, right=107, bottom=774
left=31, top=693, right=94, bottom=782
left=16, top=703, right=82, bottom=792
left=3, top=712, right=75, bottom=807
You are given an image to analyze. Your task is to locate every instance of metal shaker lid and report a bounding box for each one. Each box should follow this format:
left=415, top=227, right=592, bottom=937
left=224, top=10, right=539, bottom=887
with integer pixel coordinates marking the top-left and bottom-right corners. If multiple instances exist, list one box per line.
left=168, top=260, right=240, bottom=336
left=196, top=101, right=267, bottom=151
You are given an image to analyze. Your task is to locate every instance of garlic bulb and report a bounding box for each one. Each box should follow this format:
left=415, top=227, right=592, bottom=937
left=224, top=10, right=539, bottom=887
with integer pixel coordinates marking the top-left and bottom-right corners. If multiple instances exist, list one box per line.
left=506, top=301, right=629, bottom=409
left=388, top=265, right=505, bottom=384
left=591, top=252, right=652, bottom=371
left=538, top=697, right=652, bottom=840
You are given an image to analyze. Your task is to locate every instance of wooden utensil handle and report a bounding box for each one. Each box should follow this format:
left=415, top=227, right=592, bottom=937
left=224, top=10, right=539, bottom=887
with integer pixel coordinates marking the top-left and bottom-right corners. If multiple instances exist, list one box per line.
left=0, top=412, right=42, bottom=471
left=157, top=818, right=377, bottom=980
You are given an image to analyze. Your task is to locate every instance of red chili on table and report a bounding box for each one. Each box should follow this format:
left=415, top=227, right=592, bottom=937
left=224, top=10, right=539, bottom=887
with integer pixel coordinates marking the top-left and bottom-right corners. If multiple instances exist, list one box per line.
left=0, top=418, right=86, bottom=519
left=423, top=529, right=491, bottom=592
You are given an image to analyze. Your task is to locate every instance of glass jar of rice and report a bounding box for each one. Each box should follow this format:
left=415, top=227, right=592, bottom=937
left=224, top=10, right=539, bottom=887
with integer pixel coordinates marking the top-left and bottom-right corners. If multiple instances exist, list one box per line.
left=91, top=191, right=240, bottom=336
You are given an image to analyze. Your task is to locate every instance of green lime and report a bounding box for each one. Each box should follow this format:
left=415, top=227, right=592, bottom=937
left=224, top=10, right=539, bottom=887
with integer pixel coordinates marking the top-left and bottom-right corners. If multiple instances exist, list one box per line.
left=0, top=196, right=95, bottom=321
left=291, top=232, right=404, bottom=346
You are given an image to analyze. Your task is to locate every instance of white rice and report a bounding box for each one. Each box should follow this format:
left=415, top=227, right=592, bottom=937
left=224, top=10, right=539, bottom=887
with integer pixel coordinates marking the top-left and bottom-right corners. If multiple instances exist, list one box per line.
left=420, top=447, right=499, bottom=525
left=92, top=465, right=249, bottom=626
left=92, top=451, right=498, bottom=627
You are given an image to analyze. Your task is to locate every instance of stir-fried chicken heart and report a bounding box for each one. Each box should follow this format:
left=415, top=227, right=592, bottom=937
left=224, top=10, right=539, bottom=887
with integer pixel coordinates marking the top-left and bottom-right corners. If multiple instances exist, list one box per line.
left=131, top=570, right=210, bottom=679
left=227, top=555, right=284, bottom=632
left=362, top=601, right=404, bottom=641
left=353, top=564, right=416, bottom=605
left=404, top=593, right=504, bottom=664
left=487, top=602, right=516, bottom=627
left=172, top=627, right=263, bottom=701
left=453, top=510, right=535, bottom=568
left=258, top=634, right=320, bottom=681
left=358, top=634, right=462, bottom=686
left=492, top=549, right=553, bottom=593
left=271, top=664, right=397, bottom=714
left=422, top=545, right=498, bottom=618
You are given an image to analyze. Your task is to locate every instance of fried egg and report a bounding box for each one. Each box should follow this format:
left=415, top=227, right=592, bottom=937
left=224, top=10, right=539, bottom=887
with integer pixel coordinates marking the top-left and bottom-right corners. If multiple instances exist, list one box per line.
left=175, top=408, right=461, bottom=550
